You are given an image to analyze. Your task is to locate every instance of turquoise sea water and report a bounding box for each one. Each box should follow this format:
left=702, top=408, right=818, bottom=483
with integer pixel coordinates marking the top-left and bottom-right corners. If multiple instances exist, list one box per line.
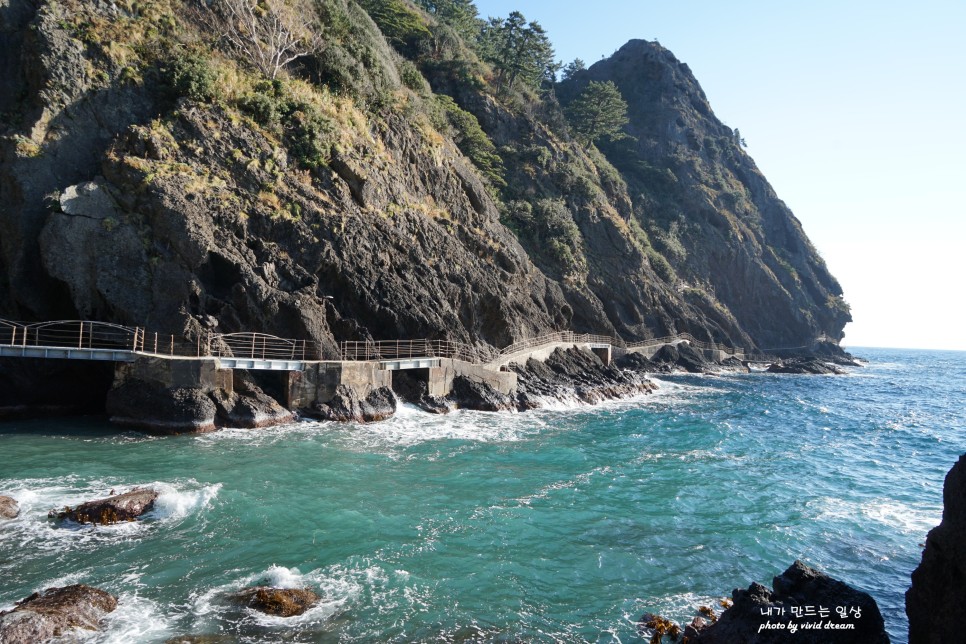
left=1, top=347, right=964, bottom=643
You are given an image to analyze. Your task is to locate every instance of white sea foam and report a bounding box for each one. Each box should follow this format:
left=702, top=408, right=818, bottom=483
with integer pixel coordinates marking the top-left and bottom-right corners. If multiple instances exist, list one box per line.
left=0, top=478, right=221, bottom=554
left=188, top=563, right=376, bottom=632
left=810, top=496, right=941, bottom=535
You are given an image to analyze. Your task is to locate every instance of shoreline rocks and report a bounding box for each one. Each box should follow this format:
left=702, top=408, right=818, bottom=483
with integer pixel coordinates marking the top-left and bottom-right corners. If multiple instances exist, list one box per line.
left=0, top=495, right=19, bottom=519
left=308, top=385, right=396, bottom=423
left=231, top=587, right=319, bottom=617
left=906, top=453, right=966, bottom=643
left=767, top=358, right=846, bottom=375
left=48, top=487, right=158, bottom=525
left=0, top=585, right=118, bottom=644
left=686, top=560, right=888, bottom=643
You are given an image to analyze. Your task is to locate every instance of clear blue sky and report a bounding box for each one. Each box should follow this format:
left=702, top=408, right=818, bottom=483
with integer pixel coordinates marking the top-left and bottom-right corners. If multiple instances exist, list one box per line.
left=474, top=0, right=966, bottom=351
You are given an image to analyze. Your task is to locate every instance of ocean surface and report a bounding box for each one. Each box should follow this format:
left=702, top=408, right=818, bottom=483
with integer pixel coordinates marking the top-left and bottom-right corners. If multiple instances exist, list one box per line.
left=1, top=347, right=964, bottom=643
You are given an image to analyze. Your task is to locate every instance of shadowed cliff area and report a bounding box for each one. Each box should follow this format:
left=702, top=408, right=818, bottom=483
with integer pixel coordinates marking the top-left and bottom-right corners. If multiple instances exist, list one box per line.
left=0, top=0, right=849, bottom=357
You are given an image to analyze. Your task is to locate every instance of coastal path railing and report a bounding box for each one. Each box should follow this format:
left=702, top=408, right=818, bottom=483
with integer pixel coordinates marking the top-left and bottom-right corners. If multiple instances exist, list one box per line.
left=1, top=318, right=748, bottom=369
left=339, top=339, right=489, bottom=364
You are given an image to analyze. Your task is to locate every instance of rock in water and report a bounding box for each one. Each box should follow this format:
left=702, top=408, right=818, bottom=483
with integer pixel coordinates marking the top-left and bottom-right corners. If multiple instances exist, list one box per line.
left=311, top=385, right=396, bottom=423
left=106, top=380, right=218, bottom=433
left=907, top=453, right=966, bottom=643
left=0, top=585, right=118, bottom=643
left=0, top=495, right=19, bottom=519
left=49, top=488, right=158, bottom=525
left=692, top=561, right=888, bottom=643
left=767, top=358, right=845, bottom=375
left=232, top=587, right=319, bottom=617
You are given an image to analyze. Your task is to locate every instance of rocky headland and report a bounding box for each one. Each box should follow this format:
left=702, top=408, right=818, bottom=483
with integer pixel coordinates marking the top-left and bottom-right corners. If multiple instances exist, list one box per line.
left=0, top=0, right=852, bottom=424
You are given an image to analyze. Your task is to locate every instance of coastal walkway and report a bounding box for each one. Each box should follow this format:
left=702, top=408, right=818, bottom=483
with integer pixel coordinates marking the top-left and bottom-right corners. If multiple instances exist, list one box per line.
left=0, top=318, right=745, bottom=408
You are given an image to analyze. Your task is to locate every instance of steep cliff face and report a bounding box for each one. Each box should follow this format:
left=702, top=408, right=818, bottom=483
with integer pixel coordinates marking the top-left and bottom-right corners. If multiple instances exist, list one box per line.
left=0, top=0, right=847, bottom=357
left=906, top=453, right=966, bottom=643
left=559, top=40, right=851, bottom=349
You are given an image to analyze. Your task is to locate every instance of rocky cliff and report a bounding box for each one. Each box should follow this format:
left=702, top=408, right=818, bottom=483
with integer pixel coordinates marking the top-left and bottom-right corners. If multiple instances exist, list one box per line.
left=906, top=453, right=966, bottom=643
left=0, top=0, right=849, bottom=375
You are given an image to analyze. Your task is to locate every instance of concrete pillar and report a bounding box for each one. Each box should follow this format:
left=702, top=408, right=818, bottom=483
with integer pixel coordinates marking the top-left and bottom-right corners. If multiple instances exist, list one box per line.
left=287, top=362, right=392, bottom=408
left=591, top=346, right=612, bottom=366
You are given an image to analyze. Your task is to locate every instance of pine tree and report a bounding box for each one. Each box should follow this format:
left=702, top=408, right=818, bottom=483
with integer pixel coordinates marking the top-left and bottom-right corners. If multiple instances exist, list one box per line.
left=478, top=11, right=555, bottom=93
left=565, top=80, right=629, bottom=145
left=414, top=0, right=480, bottom=42
left=561, top=58, right=585, bottom=80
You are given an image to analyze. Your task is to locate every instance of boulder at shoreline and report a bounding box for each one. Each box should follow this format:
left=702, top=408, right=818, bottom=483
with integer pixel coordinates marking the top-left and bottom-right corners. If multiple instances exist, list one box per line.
left=48, top=487, right=158, bottom=525
left=231, top=587, right=319, bottom=617
left=0, top=495, right=19, bottom=519
left=688, top=560, right=888, bottom=643
left=0, top=584, right=118, bottom=644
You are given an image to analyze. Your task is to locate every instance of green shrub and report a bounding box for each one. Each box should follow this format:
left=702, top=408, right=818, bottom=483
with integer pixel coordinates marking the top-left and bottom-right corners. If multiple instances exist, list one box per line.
left=239, top=80, right=334, bottom=170
left=164, top=52, right=219, bottom=102
left=436, top=95, right=505, bottom=187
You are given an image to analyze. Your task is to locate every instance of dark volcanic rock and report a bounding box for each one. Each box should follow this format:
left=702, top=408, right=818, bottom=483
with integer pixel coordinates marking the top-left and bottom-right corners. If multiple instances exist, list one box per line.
left=649, top=343, right=709, bottom=373
left=0, top=495, right=19, bottom=519
left=106, top=380, right=218, bottom=433
left=209, top=375, right=293, bottom=428
left=767, top=358, right=845, bottom=375
left=49, top=487, right=158, bottom=525
left=0, top=584, right=118, bottom=644
left=392, top=370, right=453, bottom=414
left=907, top=453, right=966, bottom=643
left=449, top=375, right=516, bottom=412
left=511, top=347, right=656, bottom=409
left=692, top=561, right=888, bottom=643
left=311, top=385, right=396, bottom=423
left=232, top=587, right=319, bottom=617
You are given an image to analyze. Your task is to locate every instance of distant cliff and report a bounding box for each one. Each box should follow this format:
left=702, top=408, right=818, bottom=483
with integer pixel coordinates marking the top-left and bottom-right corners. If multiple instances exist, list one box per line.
left=0, top=0, right=849, bottom=358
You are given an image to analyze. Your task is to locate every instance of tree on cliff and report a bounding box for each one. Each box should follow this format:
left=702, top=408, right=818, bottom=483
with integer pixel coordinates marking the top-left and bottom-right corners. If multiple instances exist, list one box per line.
left=209, top=0, right=323, bottom=80
left=414, top=0, right=481, bottom=42
left=565, top=80, right=630, bottom=145
left=478, top=11, right=555, bottom=93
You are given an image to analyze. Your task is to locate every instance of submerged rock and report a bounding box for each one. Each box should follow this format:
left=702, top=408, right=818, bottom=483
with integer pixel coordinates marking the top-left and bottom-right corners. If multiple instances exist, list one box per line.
left=310, top=385, right=396, bottom=423
left=690, top=561, right=888, bottom=643
left=48, top=487, right=158, bottom=525
left=0, top=495, right=19, bottom=519
left=0, top=584, right=118, bottom=644
left=231, top=587, right=319, bottom=617
left=907, top=453, right=966, bottom=643
left=767, top=358, right=845, bottom=375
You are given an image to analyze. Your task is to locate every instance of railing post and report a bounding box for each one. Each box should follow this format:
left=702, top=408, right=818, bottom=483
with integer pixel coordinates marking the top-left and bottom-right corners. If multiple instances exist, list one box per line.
left=154, top=332, right=158, bottom=354
left=78, top=322, right=84, bottom=349
left=170, top=335, right=174, bottom=356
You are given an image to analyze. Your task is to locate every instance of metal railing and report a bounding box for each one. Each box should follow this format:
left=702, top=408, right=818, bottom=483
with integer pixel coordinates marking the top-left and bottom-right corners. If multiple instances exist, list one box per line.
left=1, top=318, right=749, bottom=366
left=0, top=319, right=143, bottom=352
left=340, top=339, right=488, bottom=363
left=211, top=332, right=320, bottom=361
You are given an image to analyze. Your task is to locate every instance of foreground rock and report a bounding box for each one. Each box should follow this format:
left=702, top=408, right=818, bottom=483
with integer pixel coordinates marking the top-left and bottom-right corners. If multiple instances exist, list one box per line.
left=310, top=385, right=396, bottom=423
left=0, top=495, right=19, bottom=519
left=209, top=376, right=293, bottom=428
left=106, top=381, right=219, bottom=433
left=767, top=358, right=845, bottom=375
left=907, top=453, right=966, bottom=643
left=231, top=587, right=319, bottom=617
left=511, top=347, right=656, bottom=409
left=690, top=561, right=888, bottom=643
left=647, top=343, right=711, bottom=373
left=48, top=487, right=158, bottom=525
left=0, top=585, right=118, bottom=643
